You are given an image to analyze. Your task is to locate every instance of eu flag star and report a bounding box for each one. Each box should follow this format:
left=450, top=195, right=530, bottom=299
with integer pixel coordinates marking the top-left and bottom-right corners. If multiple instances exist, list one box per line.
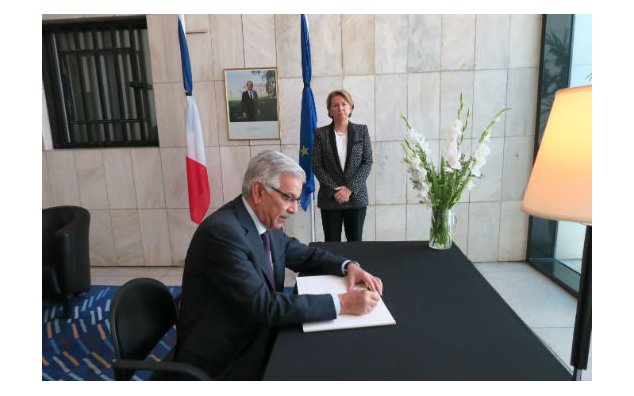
left=301, top=146, right=309, bottom=156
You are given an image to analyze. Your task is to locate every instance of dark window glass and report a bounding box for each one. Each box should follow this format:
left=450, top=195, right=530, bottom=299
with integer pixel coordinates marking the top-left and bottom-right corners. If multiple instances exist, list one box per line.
left=42, top=17, right=158, bottom=148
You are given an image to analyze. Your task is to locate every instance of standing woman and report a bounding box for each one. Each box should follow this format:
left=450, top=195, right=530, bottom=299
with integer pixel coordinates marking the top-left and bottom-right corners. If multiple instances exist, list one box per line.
left=312, top=89, right=373, bottom=241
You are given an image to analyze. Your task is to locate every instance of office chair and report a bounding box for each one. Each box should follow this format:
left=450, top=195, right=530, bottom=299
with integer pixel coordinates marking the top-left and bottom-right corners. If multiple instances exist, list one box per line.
left=42, top=205, right=91, bottom=318
left=109, top=278, right=210, bottom=380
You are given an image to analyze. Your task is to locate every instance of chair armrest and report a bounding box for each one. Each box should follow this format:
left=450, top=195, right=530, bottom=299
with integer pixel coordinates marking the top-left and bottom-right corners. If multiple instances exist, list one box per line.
left=112, top=359, right=211, bottom=380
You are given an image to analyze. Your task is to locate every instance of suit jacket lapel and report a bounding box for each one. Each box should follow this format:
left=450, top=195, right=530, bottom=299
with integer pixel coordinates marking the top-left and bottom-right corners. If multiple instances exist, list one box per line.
left=327, top=123, right=345, bottom=176
left=344, top=122, right=356, bottom=174
left=234, top=197, right=276, bottom=290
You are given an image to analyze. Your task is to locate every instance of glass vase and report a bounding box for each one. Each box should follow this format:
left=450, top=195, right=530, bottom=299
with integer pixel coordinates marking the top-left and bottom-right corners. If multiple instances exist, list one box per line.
left=429, top=207, right=456, bottom=250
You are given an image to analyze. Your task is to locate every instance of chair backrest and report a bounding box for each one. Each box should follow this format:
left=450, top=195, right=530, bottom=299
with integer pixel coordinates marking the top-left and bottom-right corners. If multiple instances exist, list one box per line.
left=42, top=205, right=91, bottom=297
left=110, top=278, right=177, bottom=380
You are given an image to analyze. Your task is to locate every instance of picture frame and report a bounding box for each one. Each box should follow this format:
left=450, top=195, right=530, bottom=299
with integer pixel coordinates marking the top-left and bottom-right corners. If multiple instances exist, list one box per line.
left=224, top=67, right=280, bottom=140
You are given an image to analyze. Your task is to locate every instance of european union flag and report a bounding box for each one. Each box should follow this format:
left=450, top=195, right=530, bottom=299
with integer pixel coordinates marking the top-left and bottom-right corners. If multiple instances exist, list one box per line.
left=299, top=14, right=317, bottom=211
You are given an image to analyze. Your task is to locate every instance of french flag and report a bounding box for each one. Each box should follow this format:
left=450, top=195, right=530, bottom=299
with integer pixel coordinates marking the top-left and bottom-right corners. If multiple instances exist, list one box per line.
left=178, top=15, right=210, bottom=224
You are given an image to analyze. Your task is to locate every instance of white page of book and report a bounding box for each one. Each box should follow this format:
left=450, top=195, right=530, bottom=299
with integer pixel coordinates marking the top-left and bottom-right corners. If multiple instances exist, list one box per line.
left=296, top=275, right=396, bottom=333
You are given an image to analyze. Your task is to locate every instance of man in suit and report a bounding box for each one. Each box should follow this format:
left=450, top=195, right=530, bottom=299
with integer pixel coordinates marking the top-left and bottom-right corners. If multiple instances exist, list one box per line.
left=175, top=150, right=383, bottom=380
left=241, top=80, right=260, bottom=121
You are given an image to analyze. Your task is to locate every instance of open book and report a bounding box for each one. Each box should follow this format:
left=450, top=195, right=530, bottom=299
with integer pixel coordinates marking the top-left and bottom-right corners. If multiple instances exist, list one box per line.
left=297, top=275, right=396, bottom=333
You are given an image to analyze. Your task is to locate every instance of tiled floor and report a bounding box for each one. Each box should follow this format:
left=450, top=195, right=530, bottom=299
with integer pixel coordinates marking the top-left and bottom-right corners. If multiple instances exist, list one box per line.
left=91, top=260, right=591, bottom=380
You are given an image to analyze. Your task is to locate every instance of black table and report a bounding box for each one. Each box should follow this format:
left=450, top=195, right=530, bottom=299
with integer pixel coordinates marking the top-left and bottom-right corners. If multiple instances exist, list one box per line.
left=263, top=241, right=571, bottom=380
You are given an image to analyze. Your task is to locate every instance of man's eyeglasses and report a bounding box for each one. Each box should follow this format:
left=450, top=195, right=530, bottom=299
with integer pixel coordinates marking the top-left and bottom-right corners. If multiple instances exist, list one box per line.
left=268, top=186, right=301, bottom=204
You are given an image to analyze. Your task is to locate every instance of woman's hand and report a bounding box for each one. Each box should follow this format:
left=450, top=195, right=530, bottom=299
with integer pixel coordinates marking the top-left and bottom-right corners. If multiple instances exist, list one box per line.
left=334, top=186, right=352, bottom=203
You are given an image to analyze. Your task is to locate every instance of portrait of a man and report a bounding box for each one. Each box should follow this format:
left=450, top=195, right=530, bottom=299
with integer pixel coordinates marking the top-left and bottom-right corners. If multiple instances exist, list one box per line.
left=225, top=68, right=279, bottom=140
left=241, top=80, right=260, bottom=121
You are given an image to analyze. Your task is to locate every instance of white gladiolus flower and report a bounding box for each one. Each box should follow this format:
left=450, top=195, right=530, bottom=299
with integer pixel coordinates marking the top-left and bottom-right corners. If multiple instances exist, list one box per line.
left=450, top=119, right=462, bottom=139
left=473, top=143, right=490, bottom=170
left=445, top=137, right=462, bottom=170
left=475, top=143, right=490, bottom=159
left=466, top=179, right=475, bottom=191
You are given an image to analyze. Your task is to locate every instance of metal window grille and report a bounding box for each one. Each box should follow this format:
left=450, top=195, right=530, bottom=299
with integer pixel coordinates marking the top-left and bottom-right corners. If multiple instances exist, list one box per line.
left=43, top=18, right=158, bottom=148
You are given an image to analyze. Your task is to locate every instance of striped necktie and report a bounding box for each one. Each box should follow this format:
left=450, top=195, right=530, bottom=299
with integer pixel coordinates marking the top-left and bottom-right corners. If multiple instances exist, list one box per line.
left=260, top=231, right=275, bottom=286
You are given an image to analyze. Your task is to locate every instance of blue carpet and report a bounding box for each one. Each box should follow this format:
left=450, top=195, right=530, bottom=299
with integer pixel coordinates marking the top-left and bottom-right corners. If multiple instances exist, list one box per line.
left=43, top=284, right=294, bottom=380
left=42, top=285, right=180, bottom=381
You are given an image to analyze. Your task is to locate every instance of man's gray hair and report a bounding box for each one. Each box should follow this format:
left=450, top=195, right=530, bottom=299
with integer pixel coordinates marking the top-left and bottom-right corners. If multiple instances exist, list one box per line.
left=242, top=150, right=306, bottom=196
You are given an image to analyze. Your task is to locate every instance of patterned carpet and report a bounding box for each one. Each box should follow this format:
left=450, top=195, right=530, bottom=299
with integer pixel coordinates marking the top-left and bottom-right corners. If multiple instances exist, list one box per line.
left=42, top=285, right=179, bottom=381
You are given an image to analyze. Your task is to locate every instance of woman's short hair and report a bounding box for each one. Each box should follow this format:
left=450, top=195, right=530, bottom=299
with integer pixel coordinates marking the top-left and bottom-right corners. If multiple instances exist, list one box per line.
left=242, top=150, right=306, bottom=196
left=326, top=89, right=354, bottom=118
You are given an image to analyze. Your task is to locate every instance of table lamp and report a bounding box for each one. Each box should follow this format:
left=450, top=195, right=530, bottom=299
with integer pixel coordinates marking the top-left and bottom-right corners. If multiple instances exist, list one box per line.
left=521, top=85, right=592, bottom=380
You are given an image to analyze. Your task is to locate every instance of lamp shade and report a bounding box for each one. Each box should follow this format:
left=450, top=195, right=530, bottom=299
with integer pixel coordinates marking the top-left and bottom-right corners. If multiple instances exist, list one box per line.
left=521, top=85, right=592, bottom=225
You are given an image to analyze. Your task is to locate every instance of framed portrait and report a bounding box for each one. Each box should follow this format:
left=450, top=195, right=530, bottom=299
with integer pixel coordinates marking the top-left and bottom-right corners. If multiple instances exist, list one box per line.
left=224, top=67, right=280, bottom=140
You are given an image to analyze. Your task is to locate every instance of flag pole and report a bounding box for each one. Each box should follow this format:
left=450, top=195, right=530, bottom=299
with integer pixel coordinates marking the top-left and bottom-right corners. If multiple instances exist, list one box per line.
left=310, top=192, right=316, bottom=242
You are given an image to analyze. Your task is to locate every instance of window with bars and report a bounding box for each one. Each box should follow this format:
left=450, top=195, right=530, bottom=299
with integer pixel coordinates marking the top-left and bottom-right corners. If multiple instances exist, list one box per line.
left=42, top=17, right=158, bottom=148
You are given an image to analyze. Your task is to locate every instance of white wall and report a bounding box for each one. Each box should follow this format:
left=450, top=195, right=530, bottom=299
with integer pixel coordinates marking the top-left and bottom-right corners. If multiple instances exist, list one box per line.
left=42, top=14, right=542, bottom=266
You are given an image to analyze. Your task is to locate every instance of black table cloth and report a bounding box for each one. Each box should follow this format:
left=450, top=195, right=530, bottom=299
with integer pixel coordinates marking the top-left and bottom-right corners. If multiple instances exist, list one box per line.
left=263, top=241, right=571, bottom=380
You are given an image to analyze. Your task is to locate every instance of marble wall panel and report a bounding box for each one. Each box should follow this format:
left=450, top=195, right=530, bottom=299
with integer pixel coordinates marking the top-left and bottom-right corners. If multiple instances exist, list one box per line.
left=509, top=15, right=542, bottom=68
left=343, top=75, right=375, bottom=140
left=139, top=209, right=173, bottom=266
left=155, top=82, right=186, bottom=148
left=103, top=149, right=137, bottom=209
left=473, top=69, right=508, bottom=139
left=468, top=202, right=501, bottom=262
left=167, top=208, right=199, bottom=266
left=499, top=201, right=529, bottom=261
left=375, top=205, right=406, bottom=241
left=275, top=15, right=301, bottom=79
left=505, top=67, right=539, bottom=137
left=407, top=72, right=441, bottom=140
left=184, top=14, right=214, bottom=82
left=374, top=141, right=406, bottom=204
left=502, top=136, right=534, bottom=201
left=406, top=203, right=432, bottom=241
left=220, top=146, right=252, bottom=202
left=131, top=148, right=166, bottom=209
left=309, top=15, right=343, bottom=77
left=111, top=209, right=144, bottom=266
left=475, top=15, right=510, bottom=70
left=278, top=78, right=303, bottom=145
left=88, top=209, right=116, bottom=266
left=375, top=74, right=408, bottom=141
left=196, top=81, right=220, bottom=147
left=375, top=15, right=408, bottom=74
left=74, top=150, right=109, bottom=209
left=160, top=148, right=188, bottom=209
left=408, top=15, right=441, bottom=72
left=46, top=150, right=80, bottom=206
left=243, top=15, right=276, bottom=68
left=250, top=144, right=281, bottom=158
left=210, top=15, right=245, bottom=81
left=361, top=205, right=376, bottom=242
left=342, top=15, right=375, bottom=75
left=147, top=15, right=181, bottom=83
left=441, top=15, right=476, bottom=71
left=205, top=146, right=224, bottom=208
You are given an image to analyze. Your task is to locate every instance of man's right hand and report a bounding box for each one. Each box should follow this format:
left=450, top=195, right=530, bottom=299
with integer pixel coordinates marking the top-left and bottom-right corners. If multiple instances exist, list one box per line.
left=338, top=289, right=380, bottom=315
